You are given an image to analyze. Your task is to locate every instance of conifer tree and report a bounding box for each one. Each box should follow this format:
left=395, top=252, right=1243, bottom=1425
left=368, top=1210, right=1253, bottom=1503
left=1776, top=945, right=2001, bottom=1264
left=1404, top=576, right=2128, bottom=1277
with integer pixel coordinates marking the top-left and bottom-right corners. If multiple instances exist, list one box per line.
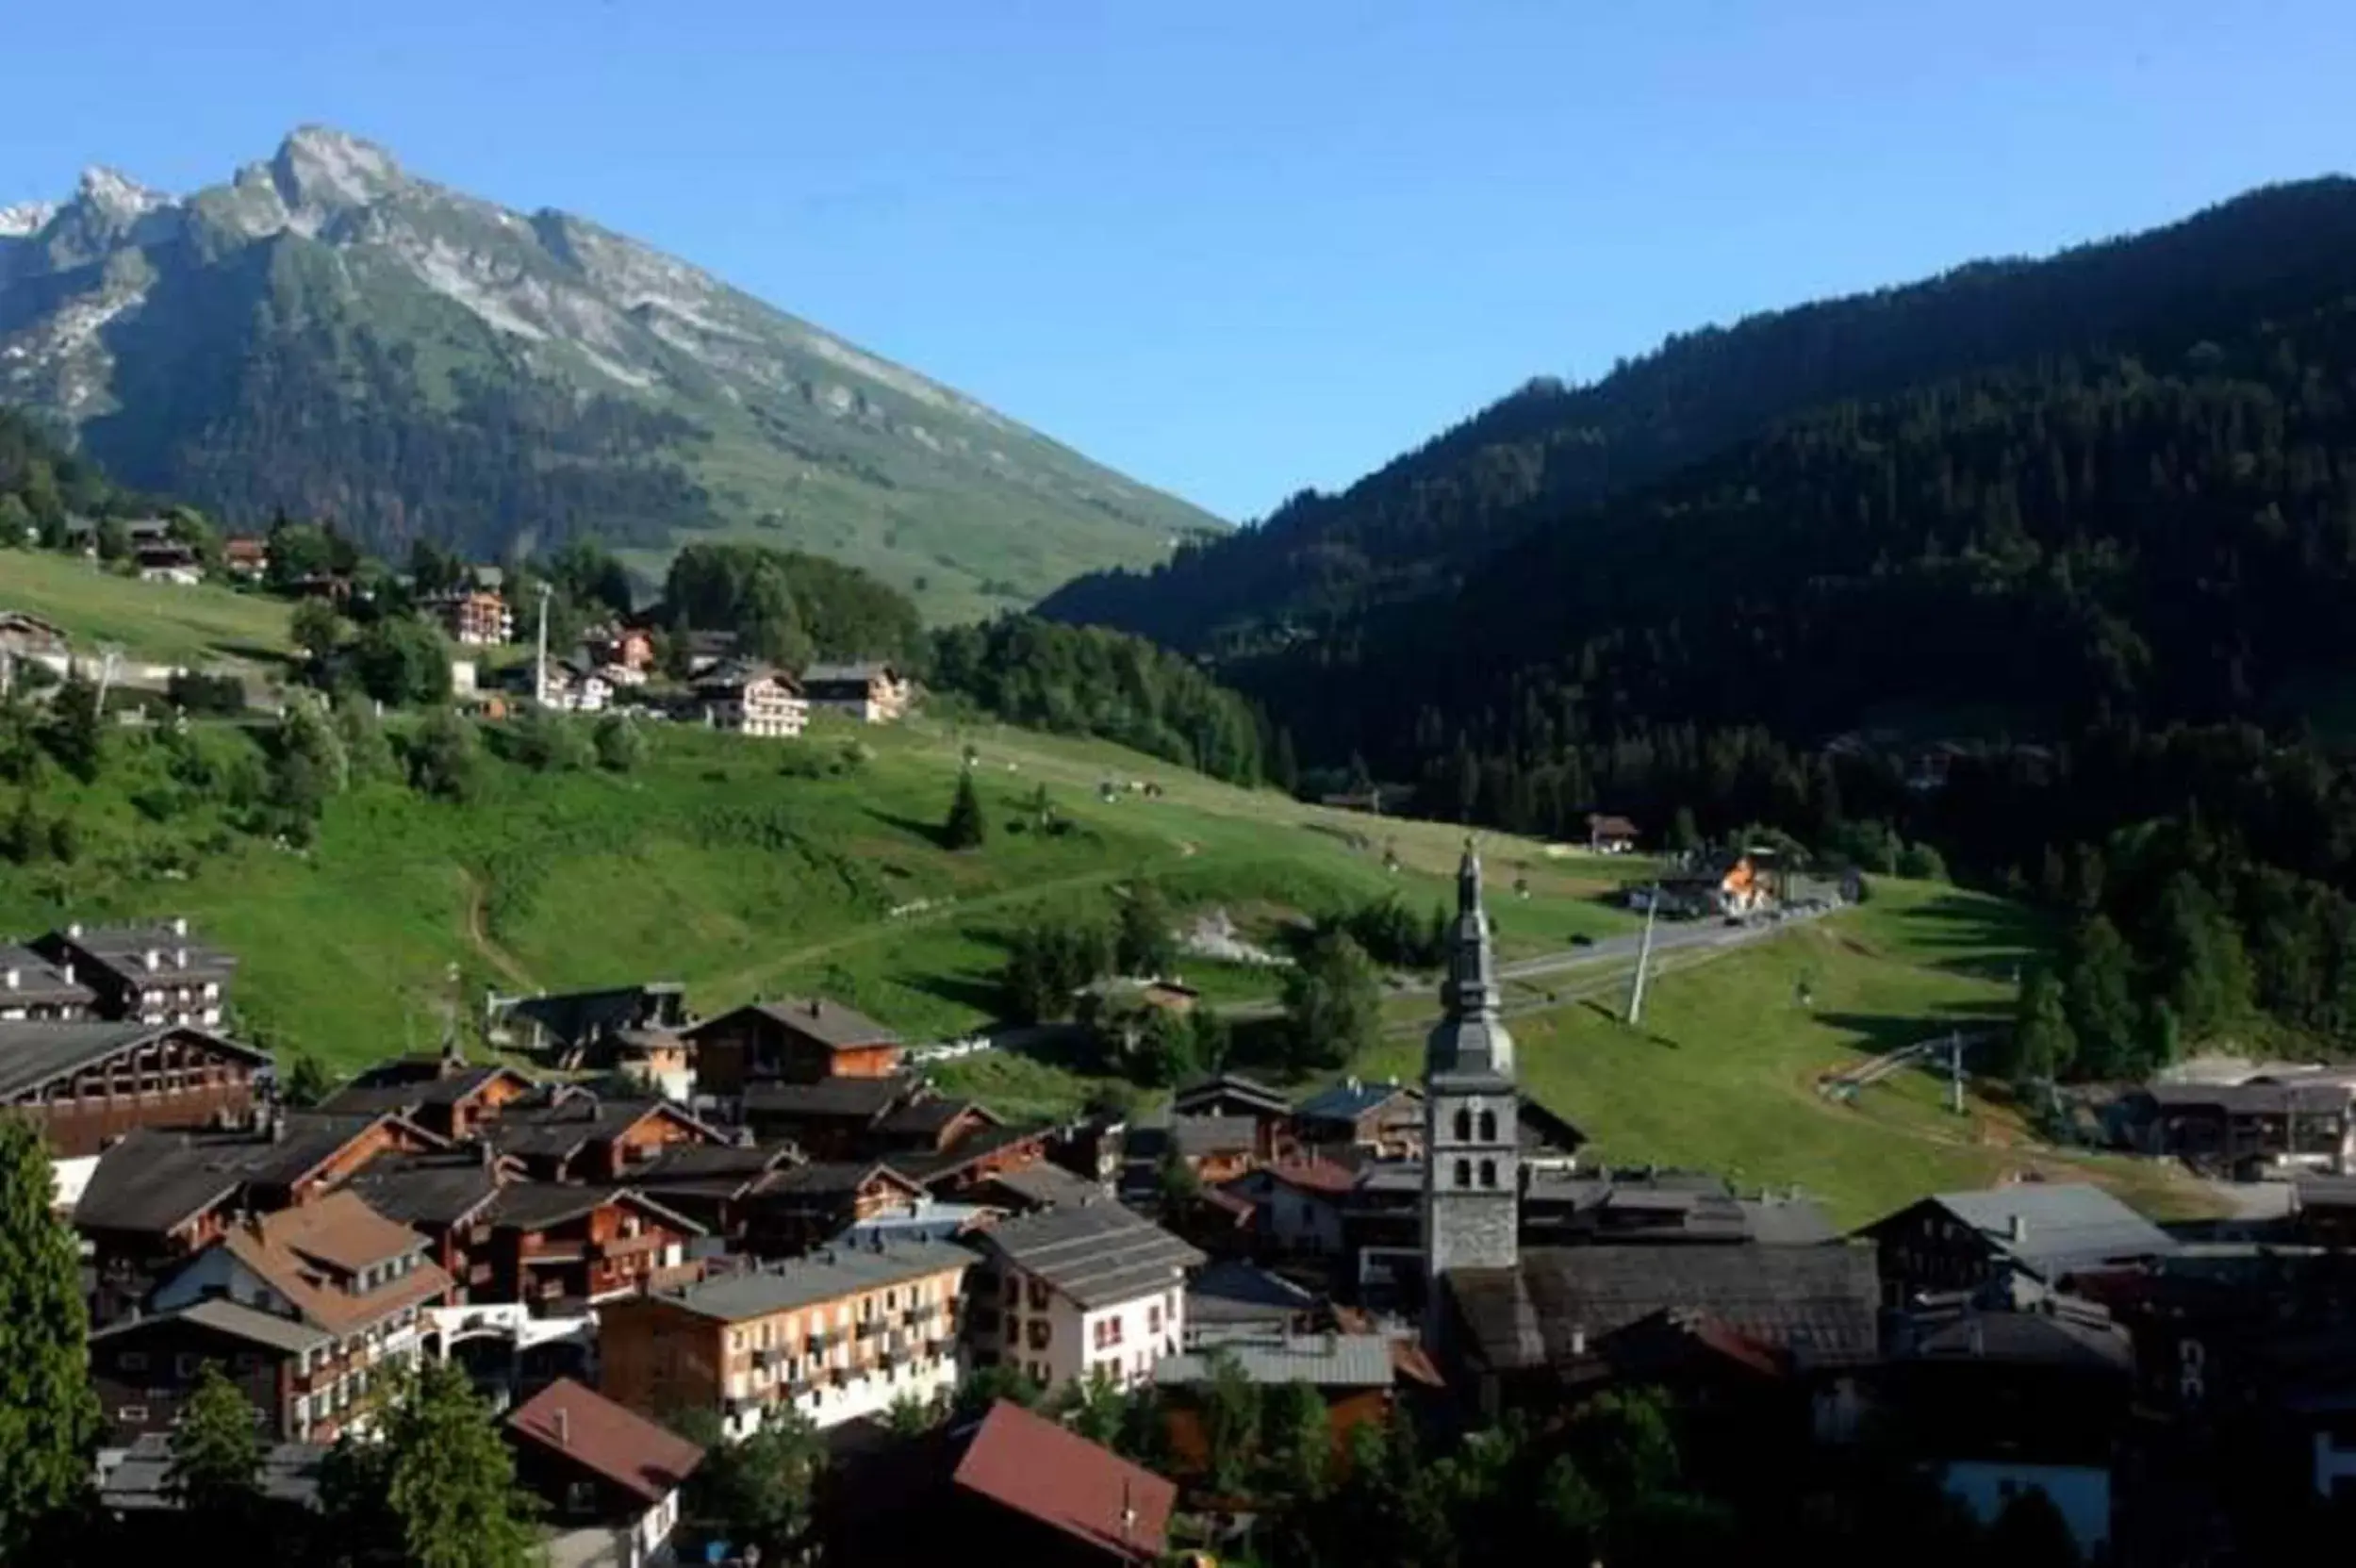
left=0, top=1118, right=101, bottom=1557
left=167, top=1362, right=264, bottom=1524
left=943, top=766, right=988, bottom=850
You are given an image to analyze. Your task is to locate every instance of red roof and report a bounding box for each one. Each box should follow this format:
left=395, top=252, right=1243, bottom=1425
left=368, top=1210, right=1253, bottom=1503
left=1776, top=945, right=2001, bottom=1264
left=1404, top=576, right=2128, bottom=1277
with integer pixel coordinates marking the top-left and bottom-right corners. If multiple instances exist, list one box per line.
left=506, top=1378, right=703, bottom=1507
left=953, top=1401, right=1176, bottom=1561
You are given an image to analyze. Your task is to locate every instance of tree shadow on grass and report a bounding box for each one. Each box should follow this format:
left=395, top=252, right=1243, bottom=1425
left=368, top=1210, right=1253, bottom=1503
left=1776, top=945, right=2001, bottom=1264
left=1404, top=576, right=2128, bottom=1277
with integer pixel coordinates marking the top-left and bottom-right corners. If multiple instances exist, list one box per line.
left=903, top=971, right=1008, bottom=1015
left=1814, top=1006, right=2011, bottom=1062
left=864, top=805, right=950, bottom=850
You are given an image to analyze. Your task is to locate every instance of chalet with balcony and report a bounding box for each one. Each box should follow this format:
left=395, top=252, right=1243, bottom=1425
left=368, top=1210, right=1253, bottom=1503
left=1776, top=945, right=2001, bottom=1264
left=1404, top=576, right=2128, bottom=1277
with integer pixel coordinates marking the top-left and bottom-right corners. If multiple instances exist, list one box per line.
left=34, top=919, right=236, bottom=1027
left=91, top=1297, right=339, bottom=1448
left=0, top=1020, right=270, bottom=1159
left=967, top=1203, right=1203, bottom=1392
left=1293, top=1078, right=1422, bottom=1158
left=0, top=942, right=97, bottom=1020
left=888, top=1120, right=1060, bottom=1198
left=140, top=1191, right=453, bottom=1443
left=631, top=1141, right=805, bottom=1242
left=320, top=1059, right=536, bottom=1141
left=686, top=997, right=906, bottom=1094
left=1861, top=1184, right=2180, bottom=1304
left=800, top=660, right=913, bottom=724
left=427, top=588, right=515, bottom=646
left=476, top=1183, right=703, bottom=1311
left=485, top=1092, right=726, bottom=1182
left=344, top=1148, right=519, bottom=1301
left=598, top=1240, right=973, bottom=1436
left=75, top=1112, right=446, bottom=1321
left=584, top=624, right=656, bottom=674
left=2121, top=1075, right=2356, bottom=1178
left=221, top=536, right=270, bottom=580
left=1172, top=1072, right=1293, bottom=1159
left=738, top=1161, right=931, bottom=1259
left=693, top=660, right=810, bottom=739
left=1586, top=814, right=1640, bottom=854
left=503, top=1378, right=704, bottom=1568
left=489, top=980, right=689, bottom=1065
left=1220, top=1158, right=1359, bottom=1259
left=735, top=1073, right=919, bottom=1155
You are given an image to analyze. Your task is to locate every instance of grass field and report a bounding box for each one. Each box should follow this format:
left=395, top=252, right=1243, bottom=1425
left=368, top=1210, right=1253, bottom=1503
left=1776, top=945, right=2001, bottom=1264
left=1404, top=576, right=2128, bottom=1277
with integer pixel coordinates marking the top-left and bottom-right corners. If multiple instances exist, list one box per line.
left=1, top=550, right=293, bottom=668
left=1352, top=878, right=2218, bottom=1226
left=0, top=702, right=1642, bottom=1084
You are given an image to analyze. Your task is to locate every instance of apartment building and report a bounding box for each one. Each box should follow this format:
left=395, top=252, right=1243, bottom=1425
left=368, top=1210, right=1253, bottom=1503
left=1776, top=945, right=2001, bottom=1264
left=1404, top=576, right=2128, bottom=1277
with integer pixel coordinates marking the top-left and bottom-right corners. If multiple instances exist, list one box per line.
left=599, top=1241, right=972, bottom=1437
left=967, top=1203, right=1203, bottom=1392
left=36, top=918, right=236, bottom=1027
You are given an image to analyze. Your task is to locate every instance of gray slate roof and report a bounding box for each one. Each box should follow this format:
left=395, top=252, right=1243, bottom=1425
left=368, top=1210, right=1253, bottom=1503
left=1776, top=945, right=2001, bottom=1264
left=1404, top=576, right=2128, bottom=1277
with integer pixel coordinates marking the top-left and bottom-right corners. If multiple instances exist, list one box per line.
left=75, top=1115, right=408, bottom=1234
left=1447, top=1244, right=1883, bottom=1373
left=744, top=998, right=902, bottom=1048
left=47, top=922, right=237, bottom=983
left=972, top=1202, right=1204, bottom=1310
left=0, top=1021, right=267, bottom=1101
left=1185, top=1259, right=1319, bottom=1324
left=655, top=1240, right=977, bottom=1322
left=980, top=1163, right=1111, bottom=1212
left=741, top=1076, right=911, bottom=1120
left=1293, top=1080, right=1415, bottom=1124
left=1889, top=1184, right=2180, bottom=1278
left=344, top=1153, right=506, bottom=1228
left=102, top=1431, right=327, bottom=1511
left=92, top=1296, right=333, bottom=1356
left=1154, top=1333, right=1396, bottom=1390
left=0, top=944, right=96, bottom=1007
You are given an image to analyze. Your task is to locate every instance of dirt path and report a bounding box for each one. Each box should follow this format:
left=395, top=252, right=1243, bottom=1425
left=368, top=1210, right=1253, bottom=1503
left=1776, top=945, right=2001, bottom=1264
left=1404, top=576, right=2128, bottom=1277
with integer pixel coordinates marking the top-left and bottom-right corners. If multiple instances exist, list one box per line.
left=457, top=869, right=539, bottom=992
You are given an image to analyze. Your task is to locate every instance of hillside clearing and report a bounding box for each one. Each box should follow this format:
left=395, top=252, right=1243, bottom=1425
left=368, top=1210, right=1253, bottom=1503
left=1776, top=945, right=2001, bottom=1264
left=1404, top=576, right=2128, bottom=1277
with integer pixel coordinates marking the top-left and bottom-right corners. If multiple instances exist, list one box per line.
left=2, top=550, right=293, bottom=668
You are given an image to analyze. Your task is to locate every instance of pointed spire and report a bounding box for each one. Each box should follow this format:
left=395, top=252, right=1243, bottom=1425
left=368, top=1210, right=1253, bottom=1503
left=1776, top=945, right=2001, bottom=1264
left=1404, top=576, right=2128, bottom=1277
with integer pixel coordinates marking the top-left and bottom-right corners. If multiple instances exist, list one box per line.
left=1427, top=836, right=1513, bottom=1080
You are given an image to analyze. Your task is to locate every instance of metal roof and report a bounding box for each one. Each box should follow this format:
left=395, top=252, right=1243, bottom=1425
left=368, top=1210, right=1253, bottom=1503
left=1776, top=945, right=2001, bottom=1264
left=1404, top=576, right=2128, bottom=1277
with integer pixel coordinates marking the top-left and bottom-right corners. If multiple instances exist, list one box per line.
left=1154, top=1333, right=1396, bottom=1390
left=972, top=1202, right=1203, bottom=1310
left=652, top=1240, right=977, bottom=1323
left=1897, top=1184, right=2180, bottom=1277
left=1293, top=1080, right=1415, bottom=1124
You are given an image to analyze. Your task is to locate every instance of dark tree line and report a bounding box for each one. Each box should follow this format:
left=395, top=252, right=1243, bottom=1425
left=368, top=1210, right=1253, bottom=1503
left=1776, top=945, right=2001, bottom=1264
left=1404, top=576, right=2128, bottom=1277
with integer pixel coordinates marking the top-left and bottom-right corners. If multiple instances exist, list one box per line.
left=930, top=615, right=1267, bottom=784
left=661, top=539, right=924, bottom=668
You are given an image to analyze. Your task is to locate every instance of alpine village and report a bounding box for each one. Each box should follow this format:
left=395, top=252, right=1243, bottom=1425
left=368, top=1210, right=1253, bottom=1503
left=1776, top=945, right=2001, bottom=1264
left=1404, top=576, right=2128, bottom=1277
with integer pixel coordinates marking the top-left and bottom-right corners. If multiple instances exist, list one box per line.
left=14, top=116, right=2356, bottom=1568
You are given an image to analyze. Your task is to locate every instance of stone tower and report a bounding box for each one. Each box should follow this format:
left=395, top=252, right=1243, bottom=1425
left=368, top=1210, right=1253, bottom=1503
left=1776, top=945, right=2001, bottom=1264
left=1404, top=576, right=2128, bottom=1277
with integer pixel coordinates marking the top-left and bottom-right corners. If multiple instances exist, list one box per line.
left=1421, top=843, right=1520, bottom=1323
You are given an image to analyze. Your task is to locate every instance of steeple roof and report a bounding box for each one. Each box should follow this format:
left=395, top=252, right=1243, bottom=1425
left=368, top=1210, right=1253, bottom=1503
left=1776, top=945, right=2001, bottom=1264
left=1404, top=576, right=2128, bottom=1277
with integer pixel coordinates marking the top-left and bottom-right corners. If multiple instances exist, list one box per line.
left=1425, top=844, right=1515, bottom=1082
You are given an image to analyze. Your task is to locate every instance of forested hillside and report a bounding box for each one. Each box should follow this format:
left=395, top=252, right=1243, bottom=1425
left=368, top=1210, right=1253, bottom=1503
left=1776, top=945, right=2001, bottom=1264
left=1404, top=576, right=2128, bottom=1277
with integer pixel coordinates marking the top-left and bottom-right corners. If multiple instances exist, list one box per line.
left=1041, top=178, right=2356, bottom=654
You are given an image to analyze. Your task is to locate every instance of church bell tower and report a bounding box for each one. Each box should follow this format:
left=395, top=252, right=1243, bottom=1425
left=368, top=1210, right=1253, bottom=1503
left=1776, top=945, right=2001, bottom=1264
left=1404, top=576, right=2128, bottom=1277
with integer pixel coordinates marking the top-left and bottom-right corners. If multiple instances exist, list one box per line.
left=1421, top=843, right=1520, bottom=1324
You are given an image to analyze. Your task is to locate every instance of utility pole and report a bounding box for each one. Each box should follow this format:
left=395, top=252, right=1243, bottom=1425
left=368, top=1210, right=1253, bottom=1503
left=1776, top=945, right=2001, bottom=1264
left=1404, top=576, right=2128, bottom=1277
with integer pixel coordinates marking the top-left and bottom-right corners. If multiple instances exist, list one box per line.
left=533, top=581, right=552, bottom=708
left=93, top=646, right=120, bottom=715
left=1625, top=883, right=1660, bottom=1026
left=1949, top=1032, right=1965, bottom=1115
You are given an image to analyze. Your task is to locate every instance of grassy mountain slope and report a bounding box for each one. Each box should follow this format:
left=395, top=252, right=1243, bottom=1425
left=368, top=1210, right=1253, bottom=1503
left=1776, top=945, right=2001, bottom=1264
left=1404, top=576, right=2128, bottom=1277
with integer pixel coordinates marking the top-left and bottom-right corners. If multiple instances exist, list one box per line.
left=1040, top=177, right=2356, bottom=652
left=0, top=128, right=1222, bottom=620
left=2, top=551, right=291, bottom=668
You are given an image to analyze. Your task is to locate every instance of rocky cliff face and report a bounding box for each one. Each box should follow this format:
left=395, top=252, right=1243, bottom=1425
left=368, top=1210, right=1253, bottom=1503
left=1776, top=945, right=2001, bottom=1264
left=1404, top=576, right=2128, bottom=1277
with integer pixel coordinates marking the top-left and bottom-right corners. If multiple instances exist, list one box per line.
left=0, top=126, right=1221, bottom=617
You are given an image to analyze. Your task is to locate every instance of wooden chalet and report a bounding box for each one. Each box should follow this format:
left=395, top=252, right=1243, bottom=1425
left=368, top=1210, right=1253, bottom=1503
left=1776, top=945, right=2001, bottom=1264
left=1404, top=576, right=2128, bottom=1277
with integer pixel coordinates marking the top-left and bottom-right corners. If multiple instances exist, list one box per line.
left=475, top=1183, right=704, bottom=1310
left=0, top=942, right=98, bottom=1021
left=344, top=1148, right=519, bottom=1299
left=503, top=1379, right=704, bottom=1566
left=1860, top=1184, right=2179, bottom=1304
left=630, top=1141, right=805, bottom=1242
left=75, top=1112, right=446, bottom=1320
left=485, top=1091, right=726, bottom=1182
left=739, top=1161, right=930, bottom=1258
left=320, top=1059, right=535, bottom=1141
left=1292, top=1077, right=1422, bottom=1158
left=0, top=1020, right=270, bottom=1159
left=686, top=997, right=906, bottom=1093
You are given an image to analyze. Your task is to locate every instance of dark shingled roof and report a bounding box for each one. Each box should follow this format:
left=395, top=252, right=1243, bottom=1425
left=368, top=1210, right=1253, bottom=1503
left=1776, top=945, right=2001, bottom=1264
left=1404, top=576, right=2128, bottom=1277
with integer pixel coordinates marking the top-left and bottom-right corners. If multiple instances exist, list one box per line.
left=74, top=1114, right=429, bottom=1235
left=877, top=1098, right=997, bottom=1137
left=2140, top=1080, right=2352, bottom=1115
left=1185, top=1259, right=1319, bottom=1325
left=320, top=1065, right=530, bottom=1116
left=44, top=921, right=237, bottom=983
left=751, top=1161, right=920, bottom=1206
left=980, top=1163, right=1112, bottom=1212
left=725, top=997, right=902, bottom=1049
left=1172, top=1072, right=1293, bottom=1118
left=886, top=1122, right=1054, bottom=1185
left=102, top=1432, right=326, bottom=1513
left=496, top=982, right=684, bottom=1050
left=344, top=1153, right=507, bottom=1229
left=0, top=944, right=96, bottom=1008
left=91, top=1296, right=332, bottom=1357
left=1168, top=1114, right=1259, bottom=1158
left=972, top=1202, right=1204, bottom=1310
left=486, top=1182, right=703, bottom=1237
left=0, top=1021, right=267, bottom=1101
left=1446, top=1245, right=1883, bottom=1375
left=636, top=1143, right=798, bottom=1184
left=741, top=1076, right=911, bottom=1120
left=485, top=1094, right=716, bottom=1160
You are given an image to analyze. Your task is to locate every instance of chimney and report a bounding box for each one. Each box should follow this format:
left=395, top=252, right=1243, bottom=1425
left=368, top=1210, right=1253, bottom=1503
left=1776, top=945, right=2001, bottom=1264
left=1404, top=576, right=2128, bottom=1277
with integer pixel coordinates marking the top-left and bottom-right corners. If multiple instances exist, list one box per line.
left=2009, top=1213, right=2028, bottom=1246
left=809, top=999, right=822, bottom=1018
left=1570, top=1327, right=1588, bottom=1356
left=1119, top=1478, right=1136, bottom=1542
left=4, top=968, right=17, bottom=991
left=171, top=917, right=189, bottom=938
left=552, top=1407, right=568, bottom=1446
left=144, top=949, right=160, bottom=972
left=174, top=948, right=189, bottom=969
left=60, top=963, right=73, bottom=985
left=67, top=922, right=83, bottom=938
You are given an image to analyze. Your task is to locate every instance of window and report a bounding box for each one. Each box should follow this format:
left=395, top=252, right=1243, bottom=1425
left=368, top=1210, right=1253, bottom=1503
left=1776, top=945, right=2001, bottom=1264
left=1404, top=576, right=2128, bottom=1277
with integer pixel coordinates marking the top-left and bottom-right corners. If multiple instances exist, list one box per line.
left=1002, top=1275, right=1021, bottom=1305
left=1027, top=1319, right=1051, bottom=1351
left=1477, top=1111, right=1497, bottom=1142
left=1453, top=1108, right=1472, bottom=1141
left=566, top=1480, right=598, bottom=1514
left=1478, top=1159, right=1497, bottom=1188
left=175, top=1353, right=201, bottom=1378
left=117, top=1405, right=149, bottom=1424
left=119, top=1351, right=149, bottom=1373
left=1453, top=1159, right=1471, bottom=1188
left=1027, top=1279, right=1049, bottom=1312
left=1147, top=1304, right=1162, bottom=1334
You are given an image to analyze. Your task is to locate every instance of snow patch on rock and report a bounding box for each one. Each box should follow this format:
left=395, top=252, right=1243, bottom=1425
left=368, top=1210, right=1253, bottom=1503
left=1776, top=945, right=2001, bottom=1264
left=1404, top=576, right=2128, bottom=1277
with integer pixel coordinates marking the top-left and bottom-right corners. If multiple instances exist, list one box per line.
left=0, top=202, right=58, bottom=239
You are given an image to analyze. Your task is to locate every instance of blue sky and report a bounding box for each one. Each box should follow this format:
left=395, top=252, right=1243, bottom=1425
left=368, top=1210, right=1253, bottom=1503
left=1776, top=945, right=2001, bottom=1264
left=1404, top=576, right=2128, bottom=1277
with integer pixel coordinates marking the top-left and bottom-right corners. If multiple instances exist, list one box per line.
left=5, top=0, right=2350, bottom=521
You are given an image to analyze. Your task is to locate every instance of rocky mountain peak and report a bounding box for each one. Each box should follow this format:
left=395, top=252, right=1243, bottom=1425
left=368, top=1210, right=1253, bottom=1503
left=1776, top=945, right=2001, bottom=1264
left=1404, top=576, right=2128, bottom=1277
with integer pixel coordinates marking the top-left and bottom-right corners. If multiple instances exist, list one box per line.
left=271, top=124, right=404, bottom=211
left=74, top=166, right=170, bottom=221
left=0, top=201, right=58, bottom=239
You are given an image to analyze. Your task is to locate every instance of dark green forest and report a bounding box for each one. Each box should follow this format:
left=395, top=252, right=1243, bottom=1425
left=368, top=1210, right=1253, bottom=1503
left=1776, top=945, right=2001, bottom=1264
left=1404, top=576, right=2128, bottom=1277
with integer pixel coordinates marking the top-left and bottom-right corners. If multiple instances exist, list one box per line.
left=1046, top=178, right=2356, bottom=1071
left=930, top=617, right=1265, bottom=784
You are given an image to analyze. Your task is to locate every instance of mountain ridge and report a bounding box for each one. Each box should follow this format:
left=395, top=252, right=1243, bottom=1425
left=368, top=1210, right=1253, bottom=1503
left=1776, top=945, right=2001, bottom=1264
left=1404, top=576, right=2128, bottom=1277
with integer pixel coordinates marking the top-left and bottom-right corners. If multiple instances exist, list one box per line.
left=0, top=125, right=1224, bottom=619
left=1038, top=176, right=2356, bottom=652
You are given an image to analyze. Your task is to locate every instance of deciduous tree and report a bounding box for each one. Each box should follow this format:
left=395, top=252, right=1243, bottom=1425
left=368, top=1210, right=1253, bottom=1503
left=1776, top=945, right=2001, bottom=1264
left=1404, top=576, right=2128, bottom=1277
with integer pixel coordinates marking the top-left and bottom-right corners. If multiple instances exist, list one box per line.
left=0, top=1117, right=101, bottom=1557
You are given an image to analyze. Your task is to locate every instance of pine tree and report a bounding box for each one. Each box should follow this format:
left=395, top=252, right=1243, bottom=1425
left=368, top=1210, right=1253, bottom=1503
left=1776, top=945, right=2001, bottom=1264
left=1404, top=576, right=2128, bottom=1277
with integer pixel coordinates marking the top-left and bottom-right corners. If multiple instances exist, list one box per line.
left=943, top=767, right=988, bottom=850
left=2010, top=966, right=2077, bottom=1091
left=282, top=1052, right=334, bottom=1109
left=2062, top=915, right=2139, bottom=1077
left=41, top=673, right=103, bottom=783
left=167, top=1362, right=263, bottom=1523
left=1260, top=1379, right=1333, bottom=1502
left=1114, top=880, right=1176, bottom=978
left=0, top=1117, right=101, bottom=1558
left=376, top=1362, right=541, bottom=1568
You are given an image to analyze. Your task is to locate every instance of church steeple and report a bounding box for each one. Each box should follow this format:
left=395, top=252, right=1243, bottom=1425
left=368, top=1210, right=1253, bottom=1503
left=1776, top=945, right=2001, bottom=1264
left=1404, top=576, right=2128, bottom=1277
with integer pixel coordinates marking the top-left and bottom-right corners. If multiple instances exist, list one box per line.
left=1426, top=842, right=1514, bottom=1081
left=1420, top=839, right=1521, bottom=1328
